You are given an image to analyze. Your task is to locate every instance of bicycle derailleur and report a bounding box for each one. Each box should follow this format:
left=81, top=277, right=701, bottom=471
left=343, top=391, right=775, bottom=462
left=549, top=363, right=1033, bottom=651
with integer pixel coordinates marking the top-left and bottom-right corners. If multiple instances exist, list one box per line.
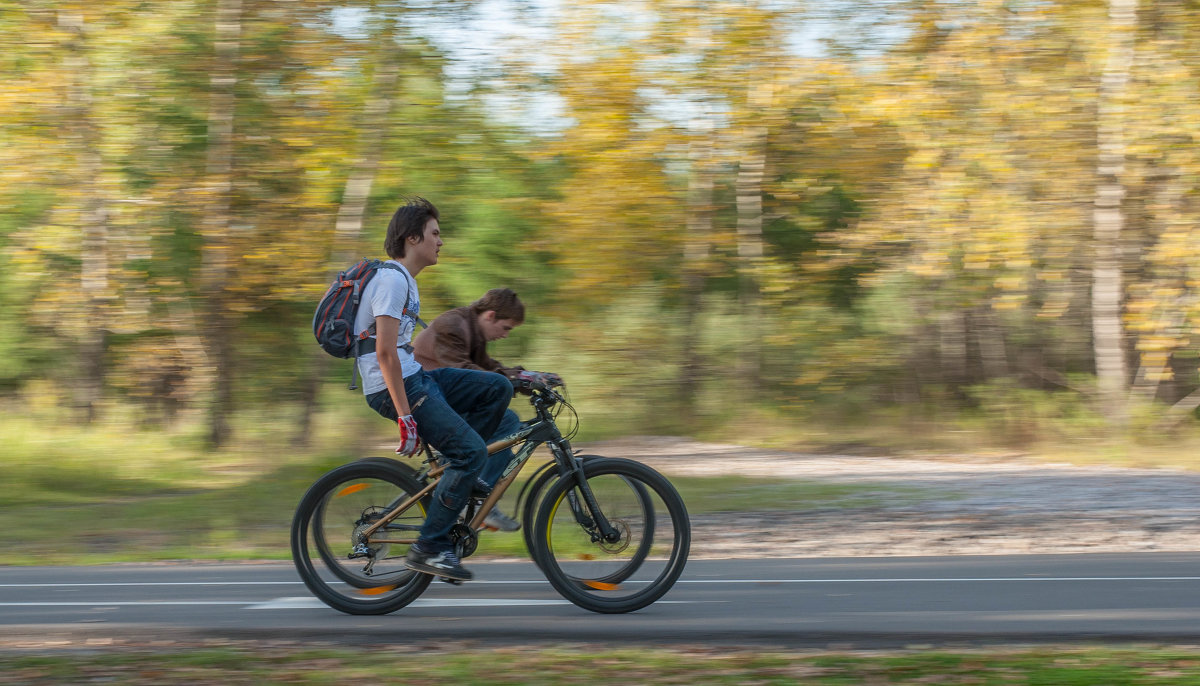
left=346, top=507, right=389, bottom=576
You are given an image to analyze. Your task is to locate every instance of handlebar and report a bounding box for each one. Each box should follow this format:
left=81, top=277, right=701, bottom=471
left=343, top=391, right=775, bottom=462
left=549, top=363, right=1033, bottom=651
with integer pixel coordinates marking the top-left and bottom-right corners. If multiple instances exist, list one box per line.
left=510, top=375, right=564, bottom=395
left=522, top=378, right=578, bottom=441
left=522, top=382, right=565, bottom=412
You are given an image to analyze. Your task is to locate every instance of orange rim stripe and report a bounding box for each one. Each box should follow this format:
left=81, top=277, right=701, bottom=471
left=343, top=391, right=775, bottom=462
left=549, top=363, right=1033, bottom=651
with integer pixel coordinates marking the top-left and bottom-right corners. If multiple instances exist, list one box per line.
left=336, top=483, right=370, bottom=497
left=358, top=585, right=398, bottom=596
left=581, top=580, right=619, bottom=591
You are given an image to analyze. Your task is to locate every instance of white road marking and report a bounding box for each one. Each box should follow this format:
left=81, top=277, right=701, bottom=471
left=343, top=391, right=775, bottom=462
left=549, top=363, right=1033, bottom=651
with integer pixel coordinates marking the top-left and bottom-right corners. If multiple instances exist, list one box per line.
left=0, top=598, right=698, bottom=609
left=677, top=576, right=1200, bottom=583
left=0, top=601, right=249, bottom=606
left=2, top=576, right=1200, bottom=590
left=0, top=582, right=298, bottom=588
left=247, top=597, right=570, bottom=609
left=2, top=573, right=1200, bottom=590
left=1, top=574, right=1193, bottom=611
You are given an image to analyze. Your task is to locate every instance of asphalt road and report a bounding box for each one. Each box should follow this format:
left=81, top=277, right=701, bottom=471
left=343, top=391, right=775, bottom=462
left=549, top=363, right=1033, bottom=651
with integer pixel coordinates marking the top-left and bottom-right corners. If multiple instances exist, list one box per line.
left=3, top=553, right=1200, bottom=648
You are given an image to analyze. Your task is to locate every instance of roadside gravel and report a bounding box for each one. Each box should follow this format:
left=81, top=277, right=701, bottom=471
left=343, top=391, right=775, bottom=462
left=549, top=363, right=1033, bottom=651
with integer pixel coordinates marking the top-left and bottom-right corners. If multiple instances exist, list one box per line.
left=580, top=437, right=1200, bottom=559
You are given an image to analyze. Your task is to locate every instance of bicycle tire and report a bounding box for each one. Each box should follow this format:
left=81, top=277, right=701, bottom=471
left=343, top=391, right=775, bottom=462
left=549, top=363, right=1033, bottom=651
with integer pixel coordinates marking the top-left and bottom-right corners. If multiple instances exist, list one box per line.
left=531, top=457, right=690, bottom=614
left=521, top=456, right=655, bottom=585
left=291, top=458, right=432, bottom=615
left=310, top=457, right=426, bottom=588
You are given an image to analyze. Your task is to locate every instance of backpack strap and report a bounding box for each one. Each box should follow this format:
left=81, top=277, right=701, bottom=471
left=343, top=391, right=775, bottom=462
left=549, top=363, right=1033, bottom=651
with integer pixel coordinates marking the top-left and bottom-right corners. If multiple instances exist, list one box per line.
left=355, top=303, right=426, bottom=353
left=355, top=337, right=415, bottom=357
left=347, top=260, right=426, bottom=388
left=374, top=262, right=428, bottom=328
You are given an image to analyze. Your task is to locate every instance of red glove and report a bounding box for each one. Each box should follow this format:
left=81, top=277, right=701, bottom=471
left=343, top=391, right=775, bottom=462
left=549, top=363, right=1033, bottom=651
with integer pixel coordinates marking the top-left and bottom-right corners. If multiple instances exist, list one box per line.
left=396, top=414, right=420, bottom=456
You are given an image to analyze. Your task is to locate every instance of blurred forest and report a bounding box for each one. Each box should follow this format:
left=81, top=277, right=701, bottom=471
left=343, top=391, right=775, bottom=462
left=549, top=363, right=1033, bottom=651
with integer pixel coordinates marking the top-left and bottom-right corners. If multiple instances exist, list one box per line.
left=3, top=0, right=1200, bottom=452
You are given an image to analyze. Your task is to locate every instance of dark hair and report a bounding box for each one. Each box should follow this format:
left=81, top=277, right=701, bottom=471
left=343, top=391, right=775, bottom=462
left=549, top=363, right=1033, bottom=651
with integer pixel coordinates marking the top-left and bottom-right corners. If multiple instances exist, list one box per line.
left=384, top=197, right=439, bottom=259
left=471, top=288, right=525, bottom=324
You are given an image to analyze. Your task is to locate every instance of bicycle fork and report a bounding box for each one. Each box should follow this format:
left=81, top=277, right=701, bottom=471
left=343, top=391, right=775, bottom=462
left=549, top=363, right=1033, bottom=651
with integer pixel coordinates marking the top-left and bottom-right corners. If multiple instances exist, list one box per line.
left=551, top=442, right=621, bottom=544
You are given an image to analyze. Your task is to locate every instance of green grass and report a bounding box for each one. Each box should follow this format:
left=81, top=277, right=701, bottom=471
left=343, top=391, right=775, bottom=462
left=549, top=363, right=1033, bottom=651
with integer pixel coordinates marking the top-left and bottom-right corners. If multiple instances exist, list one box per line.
left=0, top=409, right=939, bottom=565
left=0, top=461, right=925, bottom=565
left=5, top=643, right=1200, bottom=684
left=696, top=400, right=1200, bottom=470
left=17, top=391, right=1196, bottom=567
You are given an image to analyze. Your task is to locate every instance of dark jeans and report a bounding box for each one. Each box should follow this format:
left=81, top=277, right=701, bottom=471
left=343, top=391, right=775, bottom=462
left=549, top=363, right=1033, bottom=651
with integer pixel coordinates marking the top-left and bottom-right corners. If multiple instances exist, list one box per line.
left=366, top=367, right=513, bottom=552
left=478, top=409, right=523, bottom=488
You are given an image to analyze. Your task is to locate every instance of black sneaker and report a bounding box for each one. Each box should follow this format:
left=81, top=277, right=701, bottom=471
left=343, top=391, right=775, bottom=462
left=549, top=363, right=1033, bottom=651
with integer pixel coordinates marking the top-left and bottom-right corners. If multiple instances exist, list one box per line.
left=404, top=544, right=473, bottom=581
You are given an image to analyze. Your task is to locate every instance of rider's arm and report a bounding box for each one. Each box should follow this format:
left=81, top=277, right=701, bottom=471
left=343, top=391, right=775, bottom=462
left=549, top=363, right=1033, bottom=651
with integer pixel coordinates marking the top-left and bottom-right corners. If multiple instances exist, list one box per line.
left=494, top=362, right=526, bottom=380
left=374, top=315, right=411, bottom=416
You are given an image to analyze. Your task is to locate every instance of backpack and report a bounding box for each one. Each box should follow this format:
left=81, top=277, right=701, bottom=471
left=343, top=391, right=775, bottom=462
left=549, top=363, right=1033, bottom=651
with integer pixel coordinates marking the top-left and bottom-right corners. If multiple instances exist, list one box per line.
left=313, top=258, right=425, bottom=389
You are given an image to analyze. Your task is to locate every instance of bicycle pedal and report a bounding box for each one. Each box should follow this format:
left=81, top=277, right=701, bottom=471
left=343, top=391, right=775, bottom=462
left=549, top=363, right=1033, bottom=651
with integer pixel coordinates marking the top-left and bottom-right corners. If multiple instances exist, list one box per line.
left=438, top=576, right=464, bottom=586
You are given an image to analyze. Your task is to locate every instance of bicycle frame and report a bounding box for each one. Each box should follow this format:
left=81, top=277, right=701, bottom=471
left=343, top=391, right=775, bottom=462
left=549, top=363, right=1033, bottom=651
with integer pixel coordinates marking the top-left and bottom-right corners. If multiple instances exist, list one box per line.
left=291, top=382, right=690, bottom=615
left=357, top=388, right=617, bottom=546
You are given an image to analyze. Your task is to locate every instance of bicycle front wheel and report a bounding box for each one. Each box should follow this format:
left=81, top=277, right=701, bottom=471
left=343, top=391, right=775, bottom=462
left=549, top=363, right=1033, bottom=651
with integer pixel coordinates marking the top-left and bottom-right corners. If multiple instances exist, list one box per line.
left=531, top=457, right=690, bottom=614
left=519, top=455, right=603, bottom=566
left=291, top=458, right=432, bottom=615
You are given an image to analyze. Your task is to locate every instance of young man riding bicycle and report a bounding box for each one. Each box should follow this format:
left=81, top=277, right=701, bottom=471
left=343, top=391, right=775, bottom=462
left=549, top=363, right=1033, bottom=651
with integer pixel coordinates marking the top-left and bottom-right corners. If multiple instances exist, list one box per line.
left=412, top=287, right=562, bottom=532
left=355, top=197, right=512, bottom=582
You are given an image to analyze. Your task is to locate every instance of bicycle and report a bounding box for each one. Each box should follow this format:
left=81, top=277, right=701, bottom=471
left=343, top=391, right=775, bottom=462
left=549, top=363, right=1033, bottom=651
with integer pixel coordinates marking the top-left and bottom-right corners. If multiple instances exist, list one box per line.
left=289, top=379, right=690, bottom=614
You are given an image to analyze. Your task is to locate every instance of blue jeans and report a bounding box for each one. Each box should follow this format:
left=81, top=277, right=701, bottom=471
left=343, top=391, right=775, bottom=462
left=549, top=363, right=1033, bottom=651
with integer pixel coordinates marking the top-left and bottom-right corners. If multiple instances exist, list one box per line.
left=478, top=409, right=523, bottom=488
left=366, top=367, right=513, bottom=551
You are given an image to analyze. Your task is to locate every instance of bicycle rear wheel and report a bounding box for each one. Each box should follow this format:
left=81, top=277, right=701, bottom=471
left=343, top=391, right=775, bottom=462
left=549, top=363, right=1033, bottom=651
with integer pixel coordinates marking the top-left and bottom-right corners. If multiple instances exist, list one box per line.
left=291, top=458, right=432, bottom=615
left=531, top=457, right=690, bottom=614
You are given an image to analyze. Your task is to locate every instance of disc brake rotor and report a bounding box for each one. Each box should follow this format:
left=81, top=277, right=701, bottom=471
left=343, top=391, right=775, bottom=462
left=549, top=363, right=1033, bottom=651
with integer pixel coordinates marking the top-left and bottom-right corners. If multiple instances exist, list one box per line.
left=596, top=519, right=632, bottom=554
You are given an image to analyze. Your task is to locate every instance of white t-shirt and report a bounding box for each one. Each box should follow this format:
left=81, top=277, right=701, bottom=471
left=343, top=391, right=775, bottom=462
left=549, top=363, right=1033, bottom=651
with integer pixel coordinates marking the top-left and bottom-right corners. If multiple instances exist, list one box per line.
left=353, top=261, right=423, bottom=395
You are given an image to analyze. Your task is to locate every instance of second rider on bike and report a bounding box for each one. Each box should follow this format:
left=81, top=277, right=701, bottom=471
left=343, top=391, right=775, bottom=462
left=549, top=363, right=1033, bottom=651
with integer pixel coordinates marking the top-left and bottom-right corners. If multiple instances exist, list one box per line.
left=412, top=287, right=562, bottom=533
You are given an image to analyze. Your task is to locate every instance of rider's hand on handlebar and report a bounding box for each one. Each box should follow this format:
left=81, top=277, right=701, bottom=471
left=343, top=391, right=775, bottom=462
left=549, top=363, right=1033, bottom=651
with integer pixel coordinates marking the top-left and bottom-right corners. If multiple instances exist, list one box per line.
left=395, top=414, right=420, bottom=456
left=512, top=370, right=563, bottom=393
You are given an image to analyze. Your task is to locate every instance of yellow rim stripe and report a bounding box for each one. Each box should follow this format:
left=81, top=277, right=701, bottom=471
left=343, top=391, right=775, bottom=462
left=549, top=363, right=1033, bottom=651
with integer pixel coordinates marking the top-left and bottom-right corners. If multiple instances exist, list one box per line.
left=546, top=492, right=565, bottom=550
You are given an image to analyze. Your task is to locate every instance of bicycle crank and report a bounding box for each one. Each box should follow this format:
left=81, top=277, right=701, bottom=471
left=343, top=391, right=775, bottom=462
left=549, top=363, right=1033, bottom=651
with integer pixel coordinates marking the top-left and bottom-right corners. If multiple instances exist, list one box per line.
left=450, top=523, right=478, bottom=559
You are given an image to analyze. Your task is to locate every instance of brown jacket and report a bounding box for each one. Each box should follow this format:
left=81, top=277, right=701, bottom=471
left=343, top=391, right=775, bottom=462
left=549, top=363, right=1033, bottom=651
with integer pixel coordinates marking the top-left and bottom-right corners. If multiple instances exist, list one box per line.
left=412, top=306, right=523, bottom=378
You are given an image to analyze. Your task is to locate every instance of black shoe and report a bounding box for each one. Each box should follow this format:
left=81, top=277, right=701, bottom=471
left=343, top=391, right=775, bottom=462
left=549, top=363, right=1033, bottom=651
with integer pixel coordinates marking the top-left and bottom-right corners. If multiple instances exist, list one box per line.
left=404, top=544, right=472, bottom=581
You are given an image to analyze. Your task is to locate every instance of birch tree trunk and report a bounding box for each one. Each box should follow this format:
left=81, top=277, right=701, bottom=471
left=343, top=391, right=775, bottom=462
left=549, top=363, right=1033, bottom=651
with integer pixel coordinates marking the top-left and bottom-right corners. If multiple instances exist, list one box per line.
left=735, top=125, right=766, bottom=393
left=679, top=121, right=714, bottom=417
left=1091, top=0, right=1136, bottom=429
left=200, top=0, right=241, bottom=448
left=294, top=18, right=402, bottom=447
left=329, top=56, right=400, bottom=265
left=60, top=11, right=110, bottom=425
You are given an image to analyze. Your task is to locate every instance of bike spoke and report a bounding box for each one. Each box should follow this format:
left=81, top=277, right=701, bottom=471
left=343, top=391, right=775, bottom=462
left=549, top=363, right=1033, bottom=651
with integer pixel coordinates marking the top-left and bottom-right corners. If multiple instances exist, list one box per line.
left=533, top=458, right=690, bottom=614
left=291, top=459, right=433, bottom=615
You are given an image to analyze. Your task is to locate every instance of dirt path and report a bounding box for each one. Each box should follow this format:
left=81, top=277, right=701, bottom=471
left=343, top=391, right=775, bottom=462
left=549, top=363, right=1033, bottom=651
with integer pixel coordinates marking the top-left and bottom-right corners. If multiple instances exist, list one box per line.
left=580, top=437, right=1200, bottom=559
